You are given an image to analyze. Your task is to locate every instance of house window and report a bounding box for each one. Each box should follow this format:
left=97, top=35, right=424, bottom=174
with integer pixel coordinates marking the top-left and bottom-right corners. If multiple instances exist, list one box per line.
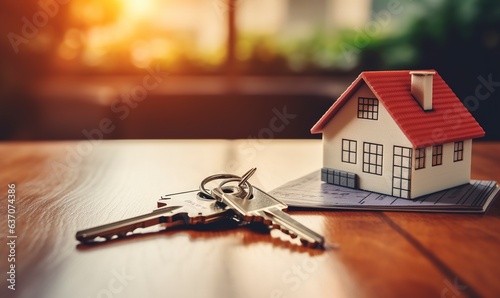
left=454, top=141, right=464, bottom=162
left=342, top=139, right=357, bottom=164
left=393, top=146, right=412, bottom=198
left=357, top=97, right=379, bottom=120
left=363, top=142, right=383, bottom=175
left=432, top=145, right=443, bottom=166
left=415, top=148, right=426, bottom=169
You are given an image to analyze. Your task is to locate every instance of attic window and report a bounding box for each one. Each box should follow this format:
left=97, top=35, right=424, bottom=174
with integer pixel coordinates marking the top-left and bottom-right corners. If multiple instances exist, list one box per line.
left=357, top=97, right=379, bottom=120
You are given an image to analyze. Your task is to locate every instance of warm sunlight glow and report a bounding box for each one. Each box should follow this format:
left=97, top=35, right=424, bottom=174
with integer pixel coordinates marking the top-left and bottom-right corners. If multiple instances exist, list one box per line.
left=59, top=0, right=227, bottom=70
left=131, top=38, right=173, bottom=68
left=121, top=0, right=158, bottom=20
left=65, top=0, right=163, bottom=68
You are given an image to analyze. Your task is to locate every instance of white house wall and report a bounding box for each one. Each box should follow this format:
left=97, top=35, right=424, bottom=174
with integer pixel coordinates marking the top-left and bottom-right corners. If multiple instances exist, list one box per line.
left=322, top=82, right=412, bottom=196
left=410, top=139, right=472, bottom=198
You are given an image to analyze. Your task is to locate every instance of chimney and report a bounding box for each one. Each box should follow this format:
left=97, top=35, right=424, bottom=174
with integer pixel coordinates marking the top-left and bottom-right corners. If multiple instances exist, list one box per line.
left=410, top=71, right=436, bottom=111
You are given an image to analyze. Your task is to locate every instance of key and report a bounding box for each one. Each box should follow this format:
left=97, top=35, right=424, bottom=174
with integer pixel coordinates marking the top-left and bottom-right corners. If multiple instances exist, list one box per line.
left=212, top=185, right=325, bottom=249
left=76, top=190, right=233, bottom=243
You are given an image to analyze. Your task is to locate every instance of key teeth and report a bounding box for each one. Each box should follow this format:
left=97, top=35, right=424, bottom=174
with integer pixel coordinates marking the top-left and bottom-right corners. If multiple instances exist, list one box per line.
left=276, top=226, right=295, bottom=238
left=250, top=216, right=324, bottom=248
left=268, top=223, right=322, bottom=248
left=278, top=224, right=325, bottom=248
left=246, top=214, right=326, bottom=249
left=244, top=214, right=267, bottom=225
left=301, top=239, right=323, bottom=249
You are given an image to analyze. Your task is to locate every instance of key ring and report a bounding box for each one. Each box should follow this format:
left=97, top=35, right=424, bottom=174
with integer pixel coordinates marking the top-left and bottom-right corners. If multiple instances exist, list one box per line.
left=199, top=169, right=255, bottom=200
left=216, top=177, right=253, bottom=200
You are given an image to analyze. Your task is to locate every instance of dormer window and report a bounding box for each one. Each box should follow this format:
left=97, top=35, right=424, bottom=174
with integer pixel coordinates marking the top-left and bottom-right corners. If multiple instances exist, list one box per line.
left=357, top=97, right=379, bottom=120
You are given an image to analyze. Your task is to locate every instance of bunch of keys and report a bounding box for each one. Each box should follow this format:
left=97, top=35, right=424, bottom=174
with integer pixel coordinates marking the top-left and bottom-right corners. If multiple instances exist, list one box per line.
left=76, top=168, right=325, bottom=248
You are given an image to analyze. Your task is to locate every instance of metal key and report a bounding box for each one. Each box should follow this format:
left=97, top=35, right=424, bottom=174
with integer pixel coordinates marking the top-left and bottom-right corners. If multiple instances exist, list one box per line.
left=76, top=191, right=233, bottom=243
left=212, top=184, right=325, bottom=249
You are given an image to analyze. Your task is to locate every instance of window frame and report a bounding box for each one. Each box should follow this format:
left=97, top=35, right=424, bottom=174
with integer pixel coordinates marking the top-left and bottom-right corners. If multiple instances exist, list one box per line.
left=341, top=139, right=357, bottom=164
left=454, top=141, right=464, bottom=162
left=357, top=97, right=379, bottom=120
left=415, top=148, right=426, bottom=170
left=432, top=145, right=443, bottom=166
left=392, top=146, right=412, bottom=198
left=363, top=142, right=383, bottom=175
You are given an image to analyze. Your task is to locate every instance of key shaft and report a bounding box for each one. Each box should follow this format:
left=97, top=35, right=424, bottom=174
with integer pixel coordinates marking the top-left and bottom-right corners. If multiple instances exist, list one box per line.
left=76, top=206, right=183, bottom=243
left=76, top=190, right=232, bottom=243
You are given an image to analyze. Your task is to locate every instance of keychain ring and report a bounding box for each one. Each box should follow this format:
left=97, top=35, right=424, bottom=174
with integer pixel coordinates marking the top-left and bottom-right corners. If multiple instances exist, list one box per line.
left=216, top=177, right=253, bottom=200
left=199, top=174, right=242, bottom=199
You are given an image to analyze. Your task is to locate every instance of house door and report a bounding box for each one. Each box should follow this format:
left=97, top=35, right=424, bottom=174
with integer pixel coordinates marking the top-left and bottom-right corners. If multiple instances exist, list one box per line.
left=392, top=146, right=412, bottom=199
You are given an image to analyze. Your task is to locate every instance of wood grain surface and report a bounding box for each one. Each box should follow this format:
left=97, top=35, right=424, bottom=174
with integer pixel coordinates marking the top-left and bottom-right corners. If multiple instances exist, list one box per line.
left=0, top=140, right=498, bottom=298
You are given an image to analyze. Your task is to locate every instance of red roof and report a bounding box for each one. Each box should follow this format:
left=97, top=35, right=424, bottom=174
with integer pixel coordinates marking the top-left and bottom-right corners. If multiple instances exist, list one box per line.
left=311, top=70, right=485, bottom=148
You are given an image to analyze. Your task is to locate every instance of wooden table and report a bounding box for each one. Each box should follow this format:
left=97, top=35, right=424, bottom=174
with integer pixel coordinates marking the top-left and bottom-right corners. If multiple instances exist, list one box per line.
left=0, top=140, right=499, bottom=298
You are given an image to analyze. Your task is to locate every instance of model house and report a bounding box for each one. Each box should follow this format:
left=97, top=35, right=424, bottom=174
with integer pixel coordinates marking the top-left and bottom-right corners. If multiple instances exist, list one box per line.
left=311, top=70, right=485, bottom=199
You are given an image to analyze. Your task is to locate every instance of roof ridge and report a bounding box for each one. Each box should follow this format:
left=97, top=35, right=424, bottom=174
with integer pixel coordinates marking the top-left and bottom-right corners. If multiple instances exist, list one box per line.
left=311, top=70, right=485, bottom=147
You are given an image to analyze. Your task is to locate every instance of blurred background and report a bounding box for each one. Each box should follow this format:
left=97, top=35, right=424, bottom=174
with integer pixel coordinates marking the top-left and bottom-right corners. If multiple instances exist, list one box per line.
left=0, top=0, right=499, bottom=140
